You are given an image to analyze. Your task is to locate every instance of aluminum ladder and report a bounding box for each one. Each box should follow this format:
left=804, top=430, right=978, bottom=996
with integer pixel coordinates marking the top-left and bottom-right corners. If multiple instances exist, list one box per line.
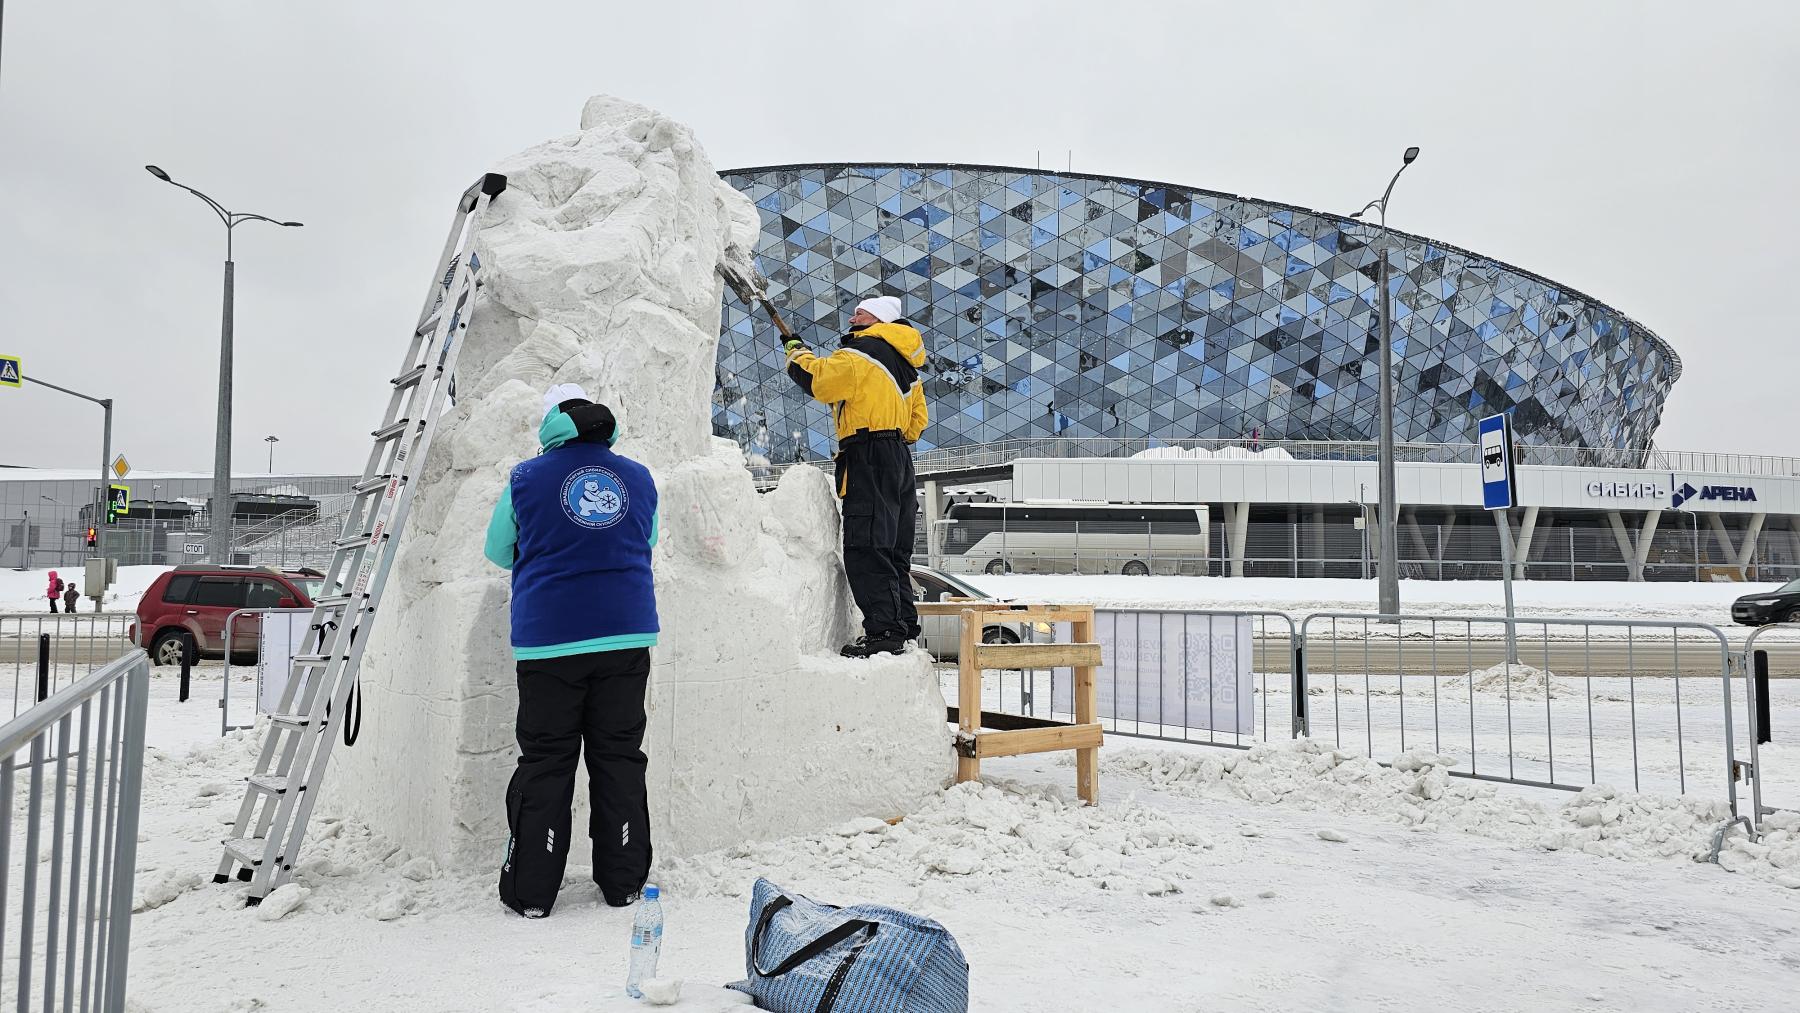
left=214, top=172, right=508, bottom=902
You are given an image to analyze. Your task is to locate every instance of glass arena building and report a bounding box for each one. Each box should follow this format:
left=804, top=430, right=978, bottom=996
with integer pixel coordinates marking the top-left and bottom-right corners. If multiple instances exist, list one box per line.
left=704, top=164, right=1800, bottom=584
left=713, top=163, right=1678, bottom=461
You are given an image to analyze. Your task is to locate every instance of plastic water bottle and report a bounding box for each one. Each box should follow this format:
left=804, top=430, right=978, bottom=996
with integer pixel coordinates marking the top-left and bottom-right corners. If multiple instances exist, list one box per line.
left=626, top=885, right=664, bottom=999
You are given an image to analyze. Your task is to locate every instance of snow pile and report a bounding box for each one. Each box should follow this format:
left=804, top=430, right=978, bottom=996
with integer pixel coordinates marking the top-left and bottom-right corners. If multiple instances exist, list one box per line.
left=333, top=95, right=950, bottom=870
left=1112, top=741, right=1800, bottom=883
left=1132, top=445, right=1296, bottom=462
left=1469, top=661, right=1562, bottom=697
left=656, top=780, right=1215, bottom=901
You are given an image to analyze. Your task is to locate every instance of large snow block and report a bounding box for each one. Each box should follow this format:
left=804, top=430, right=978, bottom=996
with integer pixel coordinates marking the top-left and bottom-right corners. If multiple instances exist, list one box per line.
left=329, top=96, right=951, bottom=871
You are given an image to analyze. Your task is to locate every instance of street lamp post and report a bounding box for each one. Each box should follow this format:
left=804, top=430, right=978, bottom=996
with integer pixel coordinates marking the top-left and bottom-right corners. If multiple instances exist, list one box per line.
left=146, top=166, right=302, bottom=566
left=265, top=435, right=280, bottom=474
left=1350, top=146, right=1421, bottom=618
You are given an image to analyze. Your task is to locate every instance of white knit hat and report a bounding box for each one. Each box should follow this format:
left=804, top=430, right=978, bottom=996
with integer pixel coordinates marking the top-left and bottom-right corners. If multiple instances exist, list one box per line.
left=855, top=295, right=903, bottom=323
left=542, top=382, right=591, bottom=420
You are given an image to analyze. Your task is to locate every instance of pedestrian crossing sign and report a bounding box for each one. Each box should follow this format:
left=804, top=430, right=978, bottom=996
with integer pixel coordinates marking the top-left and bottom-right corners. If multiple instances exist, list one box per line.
left=0, top=355, right=20, bottom=388
left=108, top=484, right=130, bottom=523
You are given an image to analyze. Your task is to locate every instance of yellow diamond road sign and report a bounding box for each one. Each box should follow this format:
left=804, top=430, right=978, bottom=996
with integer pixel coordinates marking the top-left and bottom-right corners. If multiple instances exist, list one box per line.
left=111, top=455, right=130, bottom=480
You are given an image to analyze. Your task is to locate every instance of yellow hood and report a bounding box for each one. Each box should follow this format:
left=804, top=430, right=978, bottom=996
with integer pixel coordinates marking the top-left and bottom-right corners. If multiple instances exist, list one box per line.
left=857, top=321, right=926, bottom=368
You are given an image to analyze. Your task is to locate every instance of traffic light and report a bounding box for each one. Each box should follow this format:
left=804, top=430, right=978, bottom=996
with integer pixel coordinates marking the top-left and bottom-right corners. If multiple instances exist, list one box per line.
left=85, top=527, right=97, bottom=549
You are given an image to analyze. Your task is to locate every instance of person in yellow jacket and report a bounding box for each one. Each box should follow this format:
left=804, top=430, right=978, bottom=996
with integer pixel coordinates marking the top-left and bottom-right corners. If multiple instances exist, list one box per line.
left=785, top=295, right=928, bottom=657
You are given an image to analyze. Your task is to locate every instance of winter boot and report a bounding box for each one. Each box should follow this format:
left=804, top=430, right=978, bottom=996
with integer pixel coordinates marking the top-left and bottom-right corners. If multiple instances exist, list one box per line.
left=840, top=635, right=906, bottom=658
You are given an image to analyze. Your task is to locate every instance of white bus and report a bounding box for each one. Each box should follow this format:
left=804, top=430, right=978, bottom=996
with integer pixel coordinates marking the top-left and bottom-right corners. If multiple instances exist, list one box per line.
left=936, top=501, right=1211, bottom=576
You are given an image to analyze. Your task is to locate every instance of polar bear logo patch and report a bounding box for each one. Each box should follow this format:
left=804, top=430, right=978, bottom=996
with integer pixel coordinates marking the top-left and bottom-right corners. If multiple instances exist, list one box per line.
left=561, top=467, right=628, bottom=530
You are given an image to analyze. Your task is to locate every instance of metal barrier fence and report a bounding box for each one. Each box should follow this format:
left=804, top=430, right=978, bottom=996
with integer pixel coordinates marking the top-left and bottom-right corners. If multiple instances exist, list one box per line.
left=1736, top=624, right=1790, bottom=832
left=0, top=650, right=149, bottom=1012
left=0, top=616, right=135, bottom=721
left=220, top=608, right=314, bottom=735
left=938, top=606, right=1775, bottom=830
left=1295, top=614, right=1746, bottom=813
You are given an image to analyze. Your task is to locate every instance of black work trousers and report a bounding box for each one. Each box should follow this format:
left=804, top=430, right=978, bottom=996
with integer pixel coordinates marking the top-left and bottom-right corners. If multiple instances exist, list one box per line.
left=498, top=647, right=652, bottom=915
left=835, top=432, right=918, bottom=641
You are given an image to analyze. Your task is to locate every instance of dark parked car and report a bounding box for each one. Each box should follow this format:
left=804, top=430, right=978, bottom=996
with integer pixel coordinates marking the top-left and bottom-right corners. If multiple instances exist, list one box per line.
left=130, top=564, right=325, bottom=665
left=1732, top=578, right=1800, bottom=626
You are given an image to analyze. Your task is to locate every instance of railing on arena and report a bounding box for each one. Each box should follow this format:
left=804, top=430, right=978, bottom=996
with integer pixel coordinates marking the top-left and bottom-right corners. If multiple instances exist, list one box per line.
left=750, top=436, right=1800, bottom=487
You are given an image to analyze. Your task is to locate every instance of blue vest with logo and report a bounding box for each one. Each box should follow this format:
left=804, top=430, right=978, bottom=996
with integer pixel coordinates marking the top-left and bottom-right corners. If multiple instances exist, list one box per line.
left=507, top=442, right=659, bottom=657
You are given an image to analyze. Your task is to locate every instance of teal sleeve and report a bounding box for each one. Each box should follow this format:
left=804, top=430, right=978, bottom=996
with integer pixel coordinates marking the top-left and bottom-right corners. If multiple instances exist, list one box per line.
left=648, top=509, right=660, bottom=548
left=483, top=485, right=518, bottom=570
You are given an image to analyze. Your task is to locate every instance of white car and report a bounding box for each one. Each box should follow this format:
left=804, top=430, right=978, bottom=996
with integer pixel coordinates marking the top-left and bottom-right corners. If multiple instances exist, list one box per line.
left=910, top=565, right=1051, bottom=662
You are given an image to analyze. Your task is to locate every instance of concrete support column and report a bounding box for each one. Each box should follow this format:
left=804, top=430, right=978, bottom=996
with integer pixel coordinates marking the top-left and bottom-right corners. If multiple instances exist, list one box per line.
left=1310, top=509, right=1326, bottom=578
left=1404, top=510, right=1432, bottom=570
left=1512, top=505, right=1540, bottom=581
left=1634, top=509, right=1663, bottom=582
left=1225, top=501, right=1250, bottom=578
left=1707, top=511, right=1766, bottom=580
left=923, top=480, right=944, bottom=570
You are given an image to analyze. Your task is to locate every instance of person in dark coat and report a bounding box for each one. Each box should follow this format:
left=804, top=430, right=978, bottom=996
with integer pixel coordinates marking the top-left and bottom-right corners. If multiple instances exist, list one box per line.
left=784, top=295, right=929, bottom=657
left=484, top=383, right=660, bottom=919
left=63, top=580, right=80, bottom=614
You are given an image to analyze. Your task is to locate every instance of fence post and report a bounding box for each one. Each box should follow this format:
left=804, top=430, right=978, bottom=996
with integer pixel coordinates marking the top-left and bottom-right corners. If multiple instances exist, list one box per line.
left=180, top=636, right=194, bottom=703
left=1754, top=650, right=1772, bottom=745
left=37, top=633, right=50, bottom=702
left=1291, top=634, right=1308, bottom=738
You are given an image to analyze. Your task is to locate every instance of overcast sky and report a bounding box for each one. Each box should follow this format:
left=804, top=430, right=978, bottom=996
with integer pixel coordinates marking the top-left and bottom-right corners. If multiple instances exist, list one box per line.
left=2, top=0, right=1795, bottom=475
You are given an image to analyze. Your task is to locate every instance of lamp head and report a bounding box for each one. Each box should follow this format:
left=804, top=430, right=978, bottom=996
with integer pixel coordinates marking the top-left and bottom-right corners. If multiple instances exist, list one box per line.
left=280, top=221, right=303, bottom=228
left=145, top=165, right=172, bottom=182
left=1403, top=146, right=1420, bottom=165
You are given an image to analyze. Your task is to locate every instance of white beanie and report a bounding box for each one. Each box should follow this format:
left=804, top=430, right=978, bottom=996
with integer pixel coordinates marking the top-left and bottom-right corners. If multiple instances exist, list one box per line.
left=855, top=295, right=903, bottom=323
left=542, top=382, right=592, bottom=420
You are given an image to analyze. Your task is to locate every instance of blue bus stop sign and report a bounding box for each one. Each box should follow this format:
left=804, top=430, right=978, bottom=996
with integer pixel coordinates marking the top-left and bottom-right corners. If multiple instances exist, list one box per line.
left=1478, top=413, right=1515, bottom=511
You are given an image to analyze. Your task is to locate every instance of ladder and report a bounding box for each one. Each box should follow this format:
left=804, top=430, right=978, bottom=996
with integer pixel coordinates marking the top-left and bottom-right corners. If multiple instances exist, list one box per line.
left=214, top=172, right=508, bottom=902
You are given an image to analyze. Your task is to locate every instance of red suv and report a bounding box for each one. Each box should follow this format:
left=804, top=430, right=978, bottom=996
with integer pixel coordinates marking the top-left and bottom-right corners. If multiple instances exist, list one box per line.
left=131, top=565, right=325, bottom=666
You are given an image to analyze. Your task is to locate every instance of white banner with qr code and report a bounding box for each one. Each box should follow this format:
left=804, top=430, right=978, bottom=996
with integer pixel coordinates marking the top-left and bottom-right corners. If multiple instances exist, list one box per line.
left=256, top=612, right=313, bottom=714
left=1049, top=611, right=1254, bottom=735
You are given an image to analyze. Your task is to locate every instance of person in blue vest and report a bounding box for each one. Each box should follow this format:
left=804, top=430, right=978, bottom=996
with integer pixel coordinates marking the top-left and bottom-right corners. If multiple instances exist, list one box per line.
left=483, top=383, right=660, bottom=918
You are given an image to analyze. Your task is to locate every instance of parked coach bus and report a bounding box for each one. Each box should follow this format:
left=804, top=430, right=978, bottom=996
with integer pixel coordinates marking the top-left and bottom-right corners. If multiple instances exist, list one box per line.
left=937, top=501, right=1211, bottom=576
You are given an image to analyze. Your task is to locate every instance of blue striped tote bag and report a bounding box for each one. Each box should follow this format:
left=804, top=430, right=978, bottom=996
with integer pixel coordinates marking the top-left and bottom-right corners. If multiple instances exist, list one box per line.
left=728, top=878, right=968, bottom=1013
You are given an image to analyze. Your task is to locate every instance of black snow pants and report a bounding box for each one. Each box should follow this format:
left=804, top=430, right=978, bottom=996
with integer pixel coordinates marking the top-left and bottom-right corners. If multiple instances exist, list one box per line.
left=498, top=647, right=652, bottom=916
left=835, top=430, right=918, bottom=641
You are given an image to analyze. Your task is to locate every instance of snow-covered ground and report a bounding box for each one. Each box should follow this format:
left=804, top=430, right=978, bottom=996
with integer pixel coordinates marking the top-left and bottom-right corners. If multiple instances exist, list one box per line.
left=84, top=668, right=1800, bottom=1011
left=0, top=565, right=166, bottom=614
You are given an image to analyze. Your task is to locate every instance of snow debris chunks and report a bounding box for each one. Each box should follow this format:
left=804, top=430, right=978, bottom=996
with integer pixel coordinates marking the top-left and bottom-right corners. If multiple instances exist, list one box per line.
left=1717, top=809, right=1800, bottom=884
left=640, top=978, right=684, bottom=1005
left=134, top=870, right=203, bottom=912
left=656, top=781, right=1211, bottom=900
left=1111, top=740, right=1800, bottom=885
left=399, top=856, right=437, bottom=882
left=369, top=890, right=414, bottom=922
left=255, top=884, right=311, bottom=922
left=1316, top=829, right=1349, bottom=844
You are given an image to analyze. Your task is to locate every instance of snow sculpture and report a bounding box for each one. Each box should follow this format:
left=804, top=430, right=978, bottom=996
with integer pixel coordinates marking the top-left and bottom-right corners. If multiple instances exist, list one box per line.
left=331, top=96, right=951, bottom=869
